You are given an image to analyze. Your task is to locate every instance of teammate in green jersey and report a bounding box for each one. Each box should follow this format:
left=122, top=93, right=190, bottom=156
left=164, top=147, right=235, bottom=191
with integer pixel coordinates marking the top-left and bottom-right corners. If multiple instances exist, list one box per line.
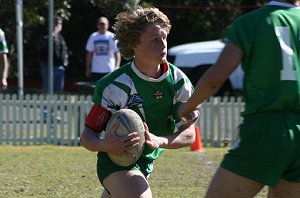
left=179, top=0, right=300, bottom=197
left=80, top=7, right=198, bottom=198
left=0, top=28, right=9, bottom=90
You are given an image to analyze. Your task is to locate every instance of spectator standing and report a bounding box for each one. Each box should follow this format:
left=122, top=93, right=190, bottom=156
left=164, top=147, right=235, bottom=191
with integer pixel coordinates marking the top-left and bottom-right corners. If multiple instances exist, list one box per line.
left=80, top=7, right=198, bottom=198
left=85, top=17, right=121, bottom=82
left=41, top=16, right=68, bottom=93
left=0, top=28, right=9, bottom=90
left=179, top=0, right=300, bottom=197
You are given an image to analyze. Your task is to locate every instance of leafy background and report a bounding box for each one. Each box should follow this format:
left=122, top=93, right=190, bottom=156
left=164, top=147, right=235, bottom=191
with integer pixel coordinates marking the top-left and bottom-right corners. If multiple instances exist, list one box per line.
left=0, top=0, right=267, bottom=91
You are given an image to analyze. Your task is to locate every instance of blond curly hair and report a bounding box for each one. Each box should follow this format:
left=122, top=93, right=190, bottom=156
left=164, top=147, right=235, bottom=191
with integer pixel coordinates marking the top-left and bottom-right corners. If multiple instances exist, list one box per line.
left=113, top=7, right=171, bottom=60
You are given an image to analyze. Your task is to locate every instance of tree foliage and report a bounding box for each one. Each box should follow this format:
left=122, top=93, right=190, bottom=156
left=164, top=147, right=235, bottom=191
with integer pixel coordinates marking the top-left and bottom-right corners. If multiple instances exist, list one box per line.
left=0, top=0, right=266, bottom=82
left=143, top=0, right=242, bottom=46
left=0, top=0, right=72, bottom=78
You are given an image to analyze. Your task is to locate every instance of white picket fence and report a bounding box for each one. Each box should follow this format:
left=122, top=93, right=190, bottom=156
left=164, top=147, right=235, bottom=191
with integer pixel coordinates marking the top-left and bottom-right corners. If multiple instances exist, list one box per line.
left=0, top=94, right=244, bottom=147
left=197, top=97, right=244, bottom=147
left=0, top=94, right=92, bottom=146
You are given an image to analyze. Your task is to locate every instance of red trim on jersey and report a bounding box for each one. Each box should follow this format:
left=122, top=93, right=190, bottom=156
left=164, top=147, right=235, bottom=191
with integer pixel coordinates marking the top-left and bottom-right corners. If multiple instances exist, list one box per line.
left=85, top=105, right=111, bottom=133
left=162, top=63, right=168, bottom=74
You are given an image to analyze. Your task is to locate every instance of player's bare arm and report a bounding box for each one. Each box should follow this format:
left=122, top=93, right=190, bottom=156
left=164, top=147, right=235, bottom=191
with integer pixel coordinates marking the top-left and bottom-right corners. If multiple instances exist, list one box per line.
left=179, top=42, right=243, bottom=119
left=80, top=126, right=140, bottom=155
left=145, top=120, right=196, bottom=150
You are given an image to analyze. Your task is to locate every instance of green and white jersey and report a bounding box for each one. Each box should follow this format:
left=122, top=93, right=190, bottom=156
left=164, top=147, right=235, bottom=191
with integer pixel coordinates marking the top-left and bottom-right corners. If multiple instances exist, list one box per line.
left=93, top=61, right=194, bottom=160
left=225, top=1, right=300, bottom=116
left=0, top=29, right=8, bottom=53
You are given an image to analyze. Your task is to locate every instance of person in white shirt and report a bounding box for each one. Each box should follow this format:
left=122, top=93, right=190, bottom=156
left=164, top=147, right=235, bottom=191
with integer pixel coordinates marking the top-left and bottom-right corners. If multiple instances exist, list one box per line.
left=85, top=17, right=121, bottom=82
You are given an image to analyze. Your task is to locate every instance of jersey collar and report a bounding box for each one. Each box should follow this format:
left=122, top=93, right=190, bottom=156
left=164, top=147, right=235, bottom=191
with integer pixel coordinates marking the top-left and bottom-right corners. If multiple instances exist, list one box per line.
left=268, top=1, right=298, bottom=8
left=131, top=62, right=168, bottom=82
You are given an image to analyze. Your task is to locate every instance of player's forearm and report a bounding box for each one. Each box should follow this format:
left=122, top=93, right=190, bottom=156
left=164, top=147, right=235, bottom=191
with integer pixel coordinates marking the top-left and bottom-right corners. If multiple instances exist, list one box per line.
left=0, top=54, right=8, bottom=79
left=80, top=127, right=103, bottom=152
left=183, top=71, right=224, bottom=115
left=161, top=124, right=195, bottom=149
left=2, top=54, right=9, bottom=79
left=180, top=43, right=243, bottom=118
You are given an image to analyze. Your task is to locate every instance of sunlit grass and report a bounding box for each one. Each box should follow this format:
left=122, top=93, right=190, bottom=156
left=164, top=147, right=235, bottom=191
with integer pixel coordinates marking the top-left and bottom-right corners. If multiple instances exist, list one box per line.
left=0, top=146, right=267, bottom=198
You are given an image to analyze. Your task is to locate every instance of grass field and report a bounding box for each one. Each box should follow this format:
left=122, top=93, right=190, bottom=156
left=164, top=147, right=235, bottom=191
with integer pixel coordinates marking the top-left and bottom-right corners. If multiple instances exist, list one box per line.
left=0, top=146, right=268, bottom=198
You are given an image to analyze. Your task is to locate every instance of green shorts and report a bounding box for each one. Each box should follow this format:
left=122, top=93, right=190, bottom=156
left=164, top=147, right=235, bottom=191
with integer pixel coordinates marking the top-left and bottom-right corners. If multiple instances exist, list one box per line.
left=96, top=152, right=154, bottom=185
left=221, top=111, right=300, bottom=187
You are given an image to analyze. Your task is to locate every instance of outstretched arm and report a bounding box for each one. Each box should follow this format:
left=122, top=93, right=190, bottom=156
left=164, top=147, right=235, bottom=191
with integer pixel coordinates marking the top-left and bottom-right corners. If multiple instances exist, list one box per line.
left=145, top=119, right=196, bottom=150
left=179, top=43, right=243, bottom=119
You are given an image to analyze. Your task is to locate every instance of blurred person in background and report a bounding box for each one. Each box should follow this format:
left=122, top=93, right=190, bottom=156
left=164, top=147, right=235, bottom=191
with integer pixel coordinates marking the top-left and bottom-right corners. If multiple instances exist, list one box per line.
left=41, top=16, right=69, bottom=93
left=0, top=28, right=9, bottom=90
left=85, top=16, right=121, bottom=82
left=40, top=16, right=68, bottom=122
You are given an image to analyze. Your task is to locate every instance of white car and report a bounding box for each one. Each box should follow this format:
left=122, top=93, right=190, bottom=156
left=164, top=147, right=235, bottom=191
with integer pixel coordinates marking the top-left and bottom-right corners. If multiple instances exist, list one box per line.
left=168, top=39, right=243, bottom=96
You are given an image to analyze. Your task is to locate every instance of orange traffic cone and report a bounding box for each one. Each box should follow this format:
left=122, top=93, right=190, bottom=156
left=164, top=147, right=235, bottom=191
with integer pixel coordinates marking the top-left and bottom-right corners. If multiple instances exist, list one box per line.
left=190, top=126, right=204, bottom=152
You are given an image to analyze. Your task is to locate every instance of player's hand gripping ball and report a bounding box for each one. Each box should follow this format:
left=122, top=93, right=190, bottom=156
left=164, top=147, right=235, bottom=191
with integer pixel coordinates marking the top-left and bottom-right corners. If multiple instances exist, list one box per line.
left=105, top=109, right=145, bottom=166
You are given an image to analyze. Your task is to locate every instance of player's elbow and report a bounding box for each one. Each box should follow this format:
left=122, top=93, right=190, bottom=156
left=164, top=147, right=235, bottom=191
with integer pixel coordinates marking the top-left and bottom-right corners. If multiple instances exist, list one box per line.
left=79, top=132, right=89, bottom=150
left=186, top=132, right=195, bottom=146
left=79, top=128, right=99, bottom=152
left=181, top=129, right=196, bottom=147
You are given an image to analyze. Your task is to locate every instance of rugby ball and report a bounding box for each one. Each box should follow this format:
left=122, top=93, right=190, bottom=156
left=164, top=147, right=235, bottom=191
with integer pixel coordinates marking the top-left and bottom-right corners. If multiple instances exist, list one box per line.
left=105, top=109, right=145, bottom=166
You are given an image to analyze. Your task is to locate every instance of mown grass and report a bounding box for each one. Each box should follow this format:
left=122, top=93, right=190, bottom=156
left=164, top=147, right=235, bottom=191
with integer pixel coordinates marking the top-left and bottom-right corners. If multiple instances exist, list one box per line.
left=0, top=146, right=267, bottom=198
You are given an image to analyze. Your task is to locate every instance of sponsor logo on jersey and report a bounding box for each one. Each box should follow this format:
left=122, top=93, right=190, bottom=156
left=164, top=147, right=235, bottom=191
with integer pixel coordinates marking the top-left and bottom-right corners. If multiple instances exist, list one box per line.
left=153, top=91, right=164, bottom=99
left=127, top=94, right=144, bottom=108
